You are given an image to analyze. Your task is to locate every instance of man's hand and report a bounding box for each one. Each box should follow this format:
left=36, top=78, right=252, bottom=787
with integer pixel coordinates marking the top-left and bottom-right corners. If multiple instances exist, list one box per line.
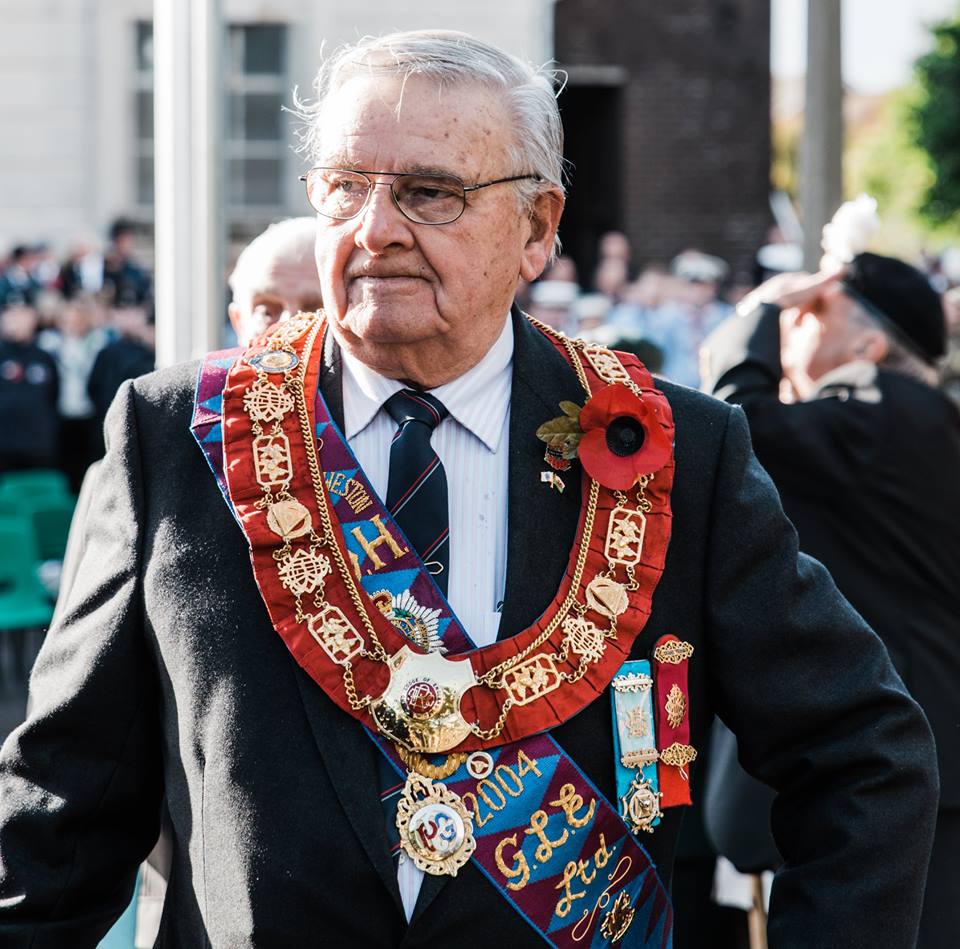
left=737, top=268, right=845, bottom=316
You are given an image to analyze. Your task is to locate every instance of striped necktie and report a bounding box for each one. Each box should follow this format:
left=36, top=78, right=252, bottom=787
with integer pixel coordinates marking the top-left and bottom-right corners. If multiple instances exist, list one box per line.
left=383, top=389, right=450, bottom=596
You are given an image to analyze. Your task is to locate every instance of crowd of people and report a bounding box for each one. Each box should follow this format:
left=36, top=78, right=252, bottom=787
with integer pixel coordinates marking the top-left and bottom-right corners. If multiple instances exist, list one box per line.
left=3, top=212, right=959, bottom=501
left=0, top=220, right=154, bottom=491
left=521, top=226, right=960, bottom=401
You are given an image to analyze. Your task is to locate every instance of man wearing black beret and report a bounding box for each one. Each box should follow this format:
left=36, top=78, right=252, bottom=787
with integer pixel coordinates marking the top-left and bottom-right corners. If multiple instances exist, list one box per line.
left=703, top=252, right=960, bottom=948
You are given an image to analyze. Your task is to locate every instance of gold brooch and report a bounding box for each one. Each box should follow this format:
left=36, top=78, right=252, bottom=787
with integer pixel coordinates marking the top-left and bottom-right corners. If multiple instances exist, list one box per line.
left=653, top=639, right=694, bottom=665
left=665, top=684, right=686, bottom=729
left=600, top=889, right=636, bottom=942
left=659, top=742, right=697, bottom=769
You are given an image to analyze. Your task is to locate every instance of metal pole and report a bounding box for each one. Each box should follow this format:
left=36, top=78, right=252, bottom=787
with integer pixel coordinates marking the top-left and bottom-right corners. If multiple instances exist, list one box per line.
left=800, top=0, right=843, bottom=271
left=153, top=0, right=194, bottom=367
left=154, top=0, right=223, bottom=366
left=191, top=0, right=224, bottom=357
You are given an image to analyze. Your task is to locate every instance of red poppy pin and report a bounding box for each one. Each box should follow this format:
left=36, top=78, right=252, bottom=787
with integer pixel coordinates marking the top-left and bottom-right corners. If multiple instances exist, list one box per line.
left=536, top=384, right=672, bottom=490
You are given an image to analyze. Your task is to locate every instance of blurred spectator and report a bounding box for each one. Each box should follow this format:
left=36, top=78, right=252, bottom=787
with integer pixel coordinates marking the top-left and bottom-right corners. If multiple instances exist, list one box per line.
left=593, top=256, right=629, bottom=302
left=57, top=238, right=105, bottom=300
left=102, top=219, right=152, bottom=306
left=228, top=217, right=321, bottom=345
left=38, top=298, right=109, bottom=491
left=0, top=246, right=41, bottom=308
left=641, top=251, right=732, bottom=387
left=540, top=254, right=579, bottom=284
left=941, top=285, right=960, bottom=404
left=571, top=293, right=613, bottom=342
left=30, top=243, right=59, bottom=290
left=598, top=229, right=631, bottom=265
left=527, top=278, right=579, bottom=333
left=0, top=304, right=59, bottom=472
left=87, top=306, right=154, bottom=437
left=607, top=335, right=664, bottom=374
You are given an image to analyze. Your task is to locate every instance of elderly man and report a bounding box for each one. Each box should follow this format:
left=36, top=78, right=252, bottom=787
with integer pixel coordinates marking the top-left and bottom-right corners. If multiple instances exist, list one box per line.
left=0, top=31, right=937, bottom=948
left=702, top=255, right=960, bottom=948
left=228, top=216, right=322, bottom=345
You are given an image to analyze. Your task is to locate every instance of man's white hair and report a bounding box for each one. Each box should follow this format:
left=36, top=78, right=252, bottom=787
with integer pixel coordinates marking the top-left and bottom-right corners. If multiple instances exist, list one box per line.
left=292, top=30, right=566, bottom=251
left=228, top=216, right=317, bottom=299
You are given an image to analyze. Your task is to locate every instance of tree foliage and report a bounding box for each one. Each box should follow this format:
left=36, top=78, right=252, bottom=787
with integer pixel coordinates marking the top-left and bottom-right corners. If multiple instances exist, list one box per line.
left=913, top=19, right=960, bottom=225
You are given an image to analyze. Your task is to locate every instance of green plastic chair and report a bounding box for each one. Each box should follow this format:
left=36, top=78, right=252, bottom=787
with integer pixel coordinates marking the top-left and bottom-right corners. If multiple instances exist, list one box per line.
left=30, top=501, right=76, bottom=562
left=0, top=515, right=53, bottom=631
left=0, top=469, right=70, bottom=501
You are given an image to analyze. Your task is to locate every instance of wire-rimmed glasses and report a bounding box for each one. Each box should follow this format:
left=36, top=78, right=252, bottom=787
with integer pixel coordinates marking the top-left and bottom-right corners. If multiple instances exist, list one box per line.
left=299, top=167, right=541, bottom=225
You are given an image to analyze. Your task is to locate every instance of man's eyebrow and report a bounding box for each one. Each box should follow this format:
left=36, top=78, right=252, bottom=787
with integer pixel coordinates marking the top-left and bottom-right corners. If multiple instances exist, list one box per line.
left=316, top=156, right=463, bottom=178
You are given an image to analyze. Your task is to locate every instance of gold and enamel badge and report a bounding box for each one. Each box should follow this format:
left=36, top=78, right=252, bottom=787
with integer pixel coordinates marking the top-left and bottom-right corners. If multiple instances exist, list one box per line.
left=620, top=771, right=663, bottom=835
left=396, top=772, right=476, bottom=876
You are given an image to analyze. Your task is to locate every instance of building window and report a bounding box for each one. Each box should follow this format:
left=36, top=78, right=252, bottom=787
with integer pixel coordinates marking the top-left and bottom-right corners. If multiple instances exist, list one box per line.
left=226, top=24, right=287, bottom=212
left=133, top=22, right=288, bottom=215
left=134, top=22, right=154, bottom=207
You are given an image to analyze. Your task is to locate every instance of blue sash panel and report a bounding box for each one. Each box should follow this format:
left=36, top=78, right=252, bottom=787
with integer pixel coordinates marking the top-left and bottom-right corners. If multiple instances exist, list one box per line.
left=611, top=662, right=661, bottom=832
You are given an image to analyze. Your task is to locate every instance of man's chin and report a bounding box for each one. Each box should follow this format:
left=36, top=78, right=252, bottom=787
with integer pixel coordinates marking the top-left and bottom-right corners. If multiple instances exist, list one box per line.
left=338, top=304, right=443, bottom=345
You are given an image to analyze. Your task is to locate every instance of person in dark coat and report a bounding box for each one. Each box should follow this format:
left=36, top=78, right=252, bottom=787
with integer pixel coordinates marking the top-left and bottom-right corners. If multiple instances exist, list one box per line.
left=0, top=304, right=59, bottom=472
left=101, top=220, right=152, bottom=307
left=86, top=305, right=155, bottom=441
left=702, top=254, right=960, bottom=949
left=0, top=247, right=41, bottom=310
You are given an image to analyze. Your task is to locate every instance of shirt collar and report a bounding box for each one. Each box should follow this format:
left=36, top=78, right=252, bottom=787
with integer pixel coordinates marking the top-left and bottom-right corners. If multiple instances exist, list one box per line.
left=340, top=315, right=514, bottom=453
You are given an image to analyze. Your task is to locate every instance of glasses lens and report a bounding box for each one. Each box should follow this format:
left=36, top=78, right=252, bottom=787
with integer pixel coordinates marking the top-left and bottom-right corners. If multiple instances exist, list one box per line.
left=393, top=174, right=465, bottom=224
left=306, top=169, right=370, bottom=219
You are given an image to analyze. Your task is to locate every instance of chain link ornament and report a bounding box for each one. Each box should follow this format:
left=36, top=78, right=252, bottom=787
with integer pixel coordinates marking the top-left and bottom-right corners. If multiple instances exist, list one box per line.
left=232, top=314, right=673, bottom=751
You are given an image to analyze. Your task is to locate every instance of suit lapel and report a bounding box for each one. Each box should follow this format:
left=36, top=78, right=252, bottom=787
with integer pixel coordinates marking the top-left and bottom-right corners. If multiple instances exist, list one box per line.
left=499, top=308, right=585, bottom=639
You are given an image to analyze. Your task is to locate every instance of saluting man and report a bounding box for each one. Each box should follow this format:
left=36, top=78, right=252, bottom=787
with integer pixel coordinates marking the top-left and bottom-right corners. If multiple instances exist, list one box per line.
left=703, top=243, right=960, bottom=949
left=0, top=31, right=938, bottom=948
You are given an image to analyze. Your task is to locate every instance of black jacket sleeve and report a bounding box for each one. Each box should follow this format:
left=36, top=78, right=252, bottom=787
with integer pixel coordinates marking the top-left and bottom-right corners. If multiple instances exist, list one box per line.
left=701, top=304, right=884, bottom=498
left=0, top=381, right=163, bottom=949
left=704, top=405, right=938, bottom=948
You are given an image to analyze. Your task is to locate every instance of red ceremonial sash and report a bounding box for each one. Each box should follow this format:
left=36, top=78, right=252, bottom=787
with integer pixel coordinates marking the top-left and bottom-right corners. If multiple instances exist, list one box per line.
left=221, top=314, right=675, bottom=752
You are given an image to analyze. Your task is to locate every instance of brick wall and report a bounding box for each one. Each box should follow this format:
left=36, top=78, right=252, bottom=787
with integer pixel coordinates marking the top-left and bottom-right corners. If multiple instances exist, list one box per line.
left=554, top=0, right=772, bottom=284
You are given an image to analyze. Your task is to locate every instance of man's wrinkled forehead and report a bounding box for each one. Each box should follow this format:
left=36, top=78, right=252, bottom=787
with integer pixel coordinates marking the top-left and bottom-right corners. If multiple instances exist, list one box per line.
left=314, top=73, right=509, bottom=170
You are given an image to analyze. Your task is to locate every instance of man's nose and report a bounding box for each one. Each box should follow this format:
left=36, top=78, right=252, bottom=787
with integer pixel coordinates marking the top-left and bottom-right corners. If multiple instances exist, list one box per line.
left=354, top=180, right=415, bottom=253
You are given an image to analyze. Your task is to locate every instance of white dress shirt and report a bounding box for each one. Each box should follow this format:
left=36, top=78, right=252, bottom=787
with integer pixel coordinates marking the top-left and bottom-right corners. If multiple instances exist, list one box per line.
left=340, top=316, right=513, bottom=920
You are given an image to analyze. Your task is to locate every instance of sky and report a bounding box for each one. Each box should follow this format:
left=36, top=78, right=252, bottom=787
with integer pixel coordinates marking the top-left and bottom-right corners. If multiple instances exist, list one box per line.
left=772, top=0, right=960, bottom=92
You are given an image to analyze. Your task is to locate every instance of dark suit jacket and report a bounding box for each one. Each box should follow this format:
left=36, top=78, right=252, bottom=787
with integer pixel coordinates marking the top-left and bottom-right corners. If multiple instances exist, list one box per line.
left=0, top=311, right=938, bottom=948
left=703, top=303, right=960, bottom=808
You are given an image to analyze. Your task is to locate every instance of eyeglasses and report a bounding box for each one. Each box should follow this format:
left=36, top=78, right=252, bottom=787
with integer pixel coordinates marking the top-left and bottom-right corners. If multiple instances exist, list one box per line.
left=299, top=167, right=541, bottom=226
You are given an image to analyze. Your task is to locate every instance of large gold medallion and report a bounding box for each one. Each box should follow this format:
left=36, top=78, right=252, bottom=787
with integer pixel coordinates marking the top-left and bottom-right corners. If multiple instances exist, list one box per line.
left=396, top=772, right=476, bottom=876
left=370, top=646, right=477, bottom=753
